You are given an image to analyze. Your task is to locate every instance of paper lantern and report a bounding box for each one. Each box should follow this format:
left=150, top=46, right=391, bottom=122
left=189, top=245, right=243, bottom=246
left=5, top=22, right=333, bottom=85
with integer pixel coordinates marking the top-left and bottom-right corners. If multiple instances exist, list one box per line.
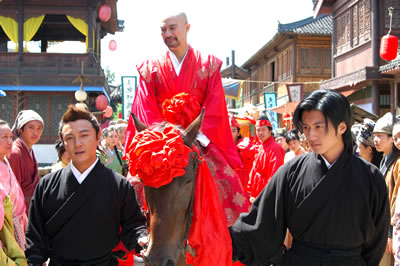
left=283, top=112, right=291, bottom=129
left=75, top=103, right=88, bottom=111
left=109, top=40, right=117, bottom=51
left=96, top=95, right=108, bottom=111
left=74, top=90, right=87, bottom=102
left=104, top=105, right=113, bottom=118
left=98, top=4, right=112, bottom=22
left=380, top=34, right=399, bottom=61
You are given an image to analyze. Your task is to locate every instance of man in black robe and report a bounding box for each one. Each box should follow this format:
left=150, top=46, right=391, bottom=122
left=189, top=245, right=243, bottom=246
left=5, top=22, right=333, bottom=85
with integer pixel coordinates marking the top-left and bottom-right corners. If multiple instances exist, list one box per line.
left=25, top=105, right=148, bottom=266
left=230, top=90, right=390, bottom=266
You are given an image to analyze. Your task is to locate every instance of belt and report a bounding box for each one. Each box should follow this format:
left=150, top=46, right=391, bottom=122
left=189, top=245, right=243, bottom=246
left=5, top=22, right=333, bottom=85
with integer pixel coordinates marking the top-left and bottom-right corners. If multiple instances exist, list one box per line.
left=291, top=239, right=361, bottom=260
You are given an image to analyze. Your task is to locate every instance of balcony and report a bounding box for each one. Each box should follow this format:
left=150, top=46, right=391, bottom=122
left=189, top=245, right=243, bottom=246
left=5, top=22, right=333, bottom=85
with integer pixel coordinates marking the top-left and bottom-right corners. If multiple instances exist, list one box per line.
left=0, top=52, right=105, bottom=86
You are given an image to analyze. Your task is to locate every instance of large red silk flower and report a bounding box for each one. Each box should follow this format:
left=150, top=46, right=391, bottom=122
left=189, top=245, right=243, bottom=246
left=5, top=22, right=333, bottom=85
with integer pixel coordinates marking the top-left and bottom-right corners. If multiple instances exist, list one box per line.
left=125, top=125, right=191, bottom=188
left=162, top=93, right=201, bottom=129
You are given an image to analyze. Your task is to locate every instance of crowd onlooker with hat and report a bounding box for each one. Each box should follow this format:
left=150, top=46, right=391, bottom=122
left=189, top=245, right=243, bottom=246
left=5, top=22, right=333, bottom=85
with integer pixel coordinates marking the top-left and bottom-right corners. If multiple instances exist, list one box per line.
left=7, top=110, right=44, bottom=214
left=247, top=116, right=285, bottom=203
left=356, top=118, right=382, bottom=168
left=373, top=112, right=400, bottom=265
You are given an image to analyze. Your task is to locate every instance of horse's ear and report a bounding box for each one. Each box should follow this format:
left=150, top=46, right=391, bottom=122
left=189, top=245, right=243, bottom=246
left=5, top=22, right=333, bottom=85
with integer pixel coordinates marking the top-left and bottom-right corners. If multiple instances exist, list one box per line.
left=130, top=112, right=148, bottom=132
left=183, top=108, right=205, bottom=147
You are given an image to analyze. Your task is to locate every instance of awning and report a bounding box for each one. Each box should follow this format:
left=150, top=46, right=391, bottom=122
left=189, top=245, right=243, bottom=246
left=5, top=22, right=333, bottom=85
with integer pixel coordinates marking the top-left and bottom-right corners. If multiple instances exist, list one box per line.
left=267, top=101, right=299, bottom=114
left=319, top=67, right=381, bottom=91
left=0, top=85, right=110, bottom=102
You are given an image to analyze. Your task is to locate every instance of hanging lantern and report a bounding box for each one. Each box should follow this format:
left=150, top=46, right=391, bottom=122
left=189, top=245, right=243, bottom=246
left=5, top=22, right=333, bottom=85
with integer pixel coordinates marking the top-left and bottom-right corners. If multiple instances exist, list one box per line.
left=282, top=112, right=291, bottom=129
left=380, top=35, right=399, bottom=61
left=74, top=90, right=87, bottom=102
left=95, top=95, right=108, bottom=111
left=98, top=4, right=112, bottom=22
left=380, top=7, right=399, bottom=61
left=109, top=40, right=117, bottom=51
left=104, top=105, right=113, bottom=118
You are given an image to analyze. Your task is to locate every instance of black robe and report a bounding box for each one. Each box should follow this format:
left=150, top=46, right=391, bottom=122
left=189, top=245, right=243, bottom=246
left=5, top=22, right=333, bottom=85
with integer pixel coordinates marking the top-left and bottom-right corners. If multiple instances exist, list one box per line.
left=25, top=161, right=147, bottom=266
left=230, top=151, right=390, bottom=266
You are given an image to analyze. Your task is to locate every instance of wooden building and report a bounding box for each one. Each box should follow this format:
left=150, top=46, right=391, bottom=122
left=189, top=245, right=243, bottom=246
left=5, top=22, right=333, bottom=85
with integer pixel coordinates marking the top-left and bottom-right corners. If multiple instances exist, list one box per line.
left=314, top=0, right=400, bottom=116
left=239, top=15, right=332, bottom=111
left=0, top=0, right=121, bottom=147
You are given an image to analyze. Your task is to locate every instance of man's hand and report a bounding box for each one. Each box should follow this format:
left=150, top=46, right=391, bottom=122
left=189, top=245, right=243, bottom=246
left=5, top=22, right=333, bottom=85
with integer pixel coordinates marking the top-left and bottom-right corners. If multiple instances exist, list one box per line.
left=138, top=236, right=148, bottom=247
left=386, top=238, right=392, bottom=254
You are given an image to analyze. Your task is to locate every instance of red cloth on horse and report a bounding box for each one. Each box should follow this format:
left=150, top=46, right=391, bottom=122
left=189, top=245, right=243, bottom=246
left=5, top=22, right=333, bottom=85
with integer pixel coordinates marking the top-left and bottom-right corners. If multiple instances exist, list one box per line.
left=186, top=150, right=232, bottom=266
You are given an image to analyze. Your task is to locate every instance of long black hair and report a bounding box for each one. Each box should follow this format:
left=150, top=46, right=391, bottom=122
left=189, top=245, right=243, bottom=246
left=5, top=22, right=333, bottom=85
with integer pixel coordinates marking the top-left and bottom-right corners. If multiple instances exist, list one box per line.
left=293, top=89, right=353, bottom=154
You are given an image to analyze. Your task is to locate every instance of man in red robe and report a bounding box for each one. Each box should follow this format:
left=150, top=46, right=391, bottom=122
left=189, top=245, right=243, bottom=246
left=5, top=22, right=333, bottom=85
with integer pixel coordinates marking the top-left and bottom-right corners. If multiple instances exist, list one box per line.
left=7, top=110, right=44, bottom=214
left=125, top=12, right=250, bottom=225
left=248, top=116, right=285, bottom=203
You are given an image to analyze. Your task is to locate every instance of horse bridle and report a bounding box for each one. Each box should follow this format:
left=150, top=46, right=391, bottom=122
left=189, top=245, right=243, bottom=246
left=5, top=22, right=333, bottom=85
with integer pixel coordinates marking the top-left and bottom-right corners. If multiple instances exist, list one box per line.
left=143, top=150, right=199, bottom=259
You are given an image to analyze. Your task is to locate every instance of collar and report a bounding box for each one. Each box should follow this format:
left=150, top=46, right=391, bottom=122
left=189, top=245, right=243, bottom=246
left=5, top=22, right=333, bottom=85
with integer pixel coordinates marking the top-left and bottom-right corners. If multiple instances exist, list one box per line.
left=168, top=47, right=189, bottom=76
left=18, top=138, right=34, bottom=159
left=71, top=158, right=99, bottom=184
left=320, top=155, right=336, bottom=169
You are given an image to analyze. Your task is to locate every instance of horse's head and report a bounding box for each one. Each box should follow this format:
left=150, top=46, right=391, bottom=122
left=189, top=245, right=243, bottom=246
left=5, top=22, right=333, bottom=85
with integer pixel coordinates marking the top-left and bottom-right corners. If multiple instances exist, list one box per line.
left=132, top=110, right=204, bottom=266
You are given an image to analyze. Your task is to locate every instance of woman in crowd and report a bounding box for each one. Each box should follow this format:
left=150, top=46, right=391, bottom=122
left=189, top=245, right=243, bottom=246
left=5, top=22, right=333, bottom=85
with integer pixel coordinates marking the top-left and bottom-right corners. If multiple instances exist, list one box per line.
left=0, top=119, right=28, bottom=261
left=51, top=139, right=71, bottom=172
left=284, top=129, right=306, bottom=163
left=98, top=126, right=127, bottom=176
left=356, top=118, right=382, bottom=168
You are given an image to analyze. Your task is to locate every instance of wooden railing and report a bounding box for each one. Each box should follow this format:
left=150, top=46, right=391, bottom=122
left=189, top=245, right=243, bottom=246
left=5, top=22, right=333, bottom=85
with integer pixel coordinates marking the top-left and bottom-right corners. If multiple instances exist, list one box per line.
left=0, top=52, right=101, bottom=75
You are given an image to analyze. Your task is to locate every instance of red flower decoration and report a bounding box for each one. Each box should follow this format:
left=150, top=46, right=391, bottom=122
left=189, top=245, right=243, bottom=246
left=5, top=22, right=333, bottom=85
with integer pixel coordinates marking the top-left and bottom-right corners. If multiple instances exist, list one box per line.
left=162, top=93, right=201, bottom=129
left=125, top=125, right=192, bottom=188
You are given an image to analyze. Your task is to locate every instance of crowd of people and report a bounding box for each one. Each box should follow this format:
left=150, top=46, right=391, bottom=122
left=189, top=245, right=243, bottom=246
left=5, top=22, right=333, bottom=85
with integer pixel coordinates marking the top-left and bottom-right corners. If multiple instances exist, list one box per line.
left=0, top=10, right=397, bottom=266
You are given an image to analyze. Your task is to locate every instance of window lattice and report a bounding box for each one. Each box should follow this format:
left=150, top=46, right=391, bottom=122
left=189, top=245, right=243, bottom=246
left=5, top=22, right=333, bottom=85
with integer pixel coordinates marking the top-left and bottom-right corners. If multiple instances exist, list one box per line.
left=0, top=95, right=16, bottom=126
left=311, top=48, right=321, bottom=69
left=49, top=95, right=70, bottom=137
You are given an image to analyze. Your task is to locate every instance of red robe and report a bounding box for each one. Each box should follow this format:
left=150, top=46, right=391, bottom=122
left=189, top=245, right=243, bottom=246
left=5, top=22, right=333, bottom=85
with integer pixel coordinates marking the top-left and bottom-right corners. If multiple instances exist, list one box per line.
left=126, top=47, right=249, bottom=225
left=7, top=138, right=40, bottom=214
left=248, top=136, right=285, bottom=198
left=236, top=137, right=257, bottom=191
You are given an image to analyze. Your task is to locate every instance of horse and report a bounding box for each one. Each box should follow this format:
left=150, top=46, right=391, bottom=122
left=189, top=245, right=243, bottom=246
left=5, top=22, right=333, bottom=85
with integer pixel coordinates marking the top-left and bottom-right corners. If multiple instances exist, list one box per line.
left=131, top=110, right=204, bottom=266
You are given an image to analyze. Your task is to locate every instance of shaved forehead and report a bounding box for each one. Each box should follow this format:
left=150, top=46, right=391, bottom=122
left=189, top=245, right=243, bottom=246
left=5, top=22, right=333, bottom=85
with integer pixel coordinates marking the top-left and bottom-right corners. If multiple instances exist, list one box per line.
left=162, top=12, right=188, bottom=24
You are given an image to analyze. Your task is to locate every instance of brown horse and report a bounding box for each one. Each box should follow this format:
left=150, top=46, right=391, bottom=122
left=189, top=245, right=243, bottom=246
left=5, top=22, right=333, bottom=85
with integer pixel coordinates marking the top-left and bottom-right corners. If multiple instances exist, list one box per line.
left=131, top=110, right=204, bottom=266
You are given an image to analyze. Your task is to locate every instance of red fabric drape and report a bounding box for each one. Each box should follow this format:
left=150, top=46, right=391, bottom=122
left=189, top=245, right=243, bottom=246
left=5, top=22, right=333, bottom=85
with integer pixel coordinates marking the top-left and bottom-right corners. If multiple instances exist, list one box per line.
left=186, top=151, right=232, bottom=266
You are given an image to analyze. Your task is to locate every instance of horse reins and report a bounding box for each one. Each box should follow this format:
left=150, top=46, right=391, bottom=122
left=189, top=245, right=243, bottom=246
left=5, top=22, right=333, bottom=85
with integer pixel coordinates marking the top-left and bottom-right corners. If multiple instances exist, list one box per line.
left=179, top=151, right=199, bottom=257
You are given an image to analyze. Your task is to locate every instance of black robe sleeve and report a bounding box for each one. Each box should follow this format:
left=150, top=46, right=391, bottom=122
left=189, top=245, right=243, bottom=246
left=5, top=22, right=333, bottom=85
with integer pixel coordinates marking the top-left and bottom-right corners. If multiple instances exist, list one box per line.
left=118, top=177, right=147, bottom=253
left=230, top=165, right=288, bottom=265
left=361, top=166, right=390, bottom=265
left=25, top=177, right=50, bottom=265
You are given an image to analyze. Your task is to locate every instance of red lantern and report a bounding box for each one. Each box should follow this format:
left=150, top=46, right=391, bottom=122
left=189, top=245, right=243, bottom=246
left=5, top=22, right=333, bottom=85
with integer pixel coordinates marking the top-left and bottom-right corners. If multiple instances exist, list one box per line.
left=109, top=40, right=117, bottom=51
left=283, top=112, right=291, bottom=129
left=104, top=105, right=113, bottom=118
left=95, top=95, right=108, bottom=111
left=380, top=34, right=399, bottom=61
left=98, top=4, right=112, bottom=22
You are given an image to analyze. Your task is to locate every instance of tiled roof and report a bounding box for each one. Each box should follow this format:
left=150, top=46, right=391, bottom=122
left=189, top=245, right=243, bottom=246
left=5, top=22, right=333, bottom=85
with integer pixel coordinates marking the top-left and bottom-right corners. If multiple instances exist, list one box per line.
left=379, top=58, right=400, bottom=73
left=278, top=15, right=332, bottom=35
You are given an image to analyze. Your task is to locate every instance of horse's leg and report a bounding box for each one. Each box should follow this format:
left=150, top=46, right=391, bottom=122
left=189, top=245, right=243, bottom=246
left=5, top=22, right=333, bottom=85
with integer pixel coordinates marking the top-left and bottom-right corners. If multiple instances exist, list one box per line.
left=177, top=253, right=190, bottom=266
